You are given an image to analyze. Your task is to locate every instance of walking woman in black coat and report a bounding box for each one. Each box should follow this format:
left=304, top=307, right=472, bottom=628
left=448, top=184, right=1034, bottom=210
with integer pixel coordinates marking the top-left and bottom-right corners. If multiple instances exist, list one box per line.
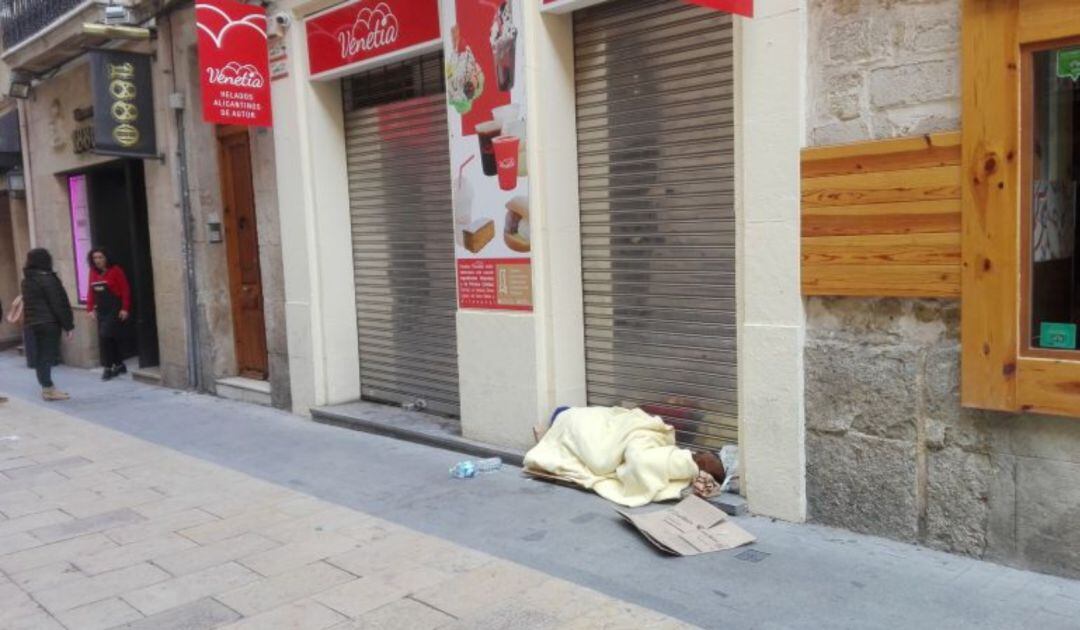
left=21, top=249, right=75, bottom=401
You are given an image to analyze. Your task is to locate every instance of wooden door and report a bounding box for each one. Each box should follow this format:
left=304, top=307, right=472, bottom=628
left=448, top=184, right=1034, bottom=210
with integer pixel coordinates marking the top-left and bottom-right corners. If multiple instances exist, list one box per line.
left=218, top=126, right=268, bottom=380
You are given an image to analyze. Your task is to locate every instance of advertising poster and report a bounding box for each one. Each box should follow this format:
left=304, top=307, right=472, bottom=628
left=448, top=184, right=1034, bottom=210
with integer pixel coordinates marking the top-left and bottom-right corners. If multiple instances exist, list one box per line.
left=196, top=0, right=272, bottom=127
left=443, top=0, right=532, bottom=311
left=67, top=175, right=92, bottom=304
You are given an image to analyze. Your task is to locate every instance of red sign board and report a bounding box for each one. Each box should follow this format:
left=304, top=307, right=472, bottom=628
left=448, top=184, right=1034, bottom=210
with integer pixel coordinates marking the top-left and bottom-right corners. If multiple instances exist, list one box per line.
left=457, top=259, right=532, bottom=311
left=196, top=0, right=273, bottom=127
left=683, top=0, right=752, bottom=16
left=306, top=0, right=442, bottom=79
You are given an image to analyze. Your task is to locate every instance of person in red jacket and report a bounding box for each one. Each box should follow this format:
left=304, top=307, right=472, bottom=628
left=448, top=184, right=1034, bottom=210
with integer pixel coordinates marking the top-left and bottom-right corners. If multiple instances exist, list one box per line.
left=86, top=247, right=131, bottom=380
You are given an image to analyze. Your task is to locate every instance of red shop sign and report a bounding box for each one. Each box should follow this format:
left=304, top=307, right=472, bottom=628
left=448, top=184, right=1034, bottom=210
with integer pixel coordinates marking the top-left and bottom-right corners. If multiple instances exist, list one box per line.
left=196, top=0, right=273, bottom=127
left=684, top=0, right=752, bottom=16
left=306, top=0, right=441, bottom=80
left=542, top=0, right=752, bottom=17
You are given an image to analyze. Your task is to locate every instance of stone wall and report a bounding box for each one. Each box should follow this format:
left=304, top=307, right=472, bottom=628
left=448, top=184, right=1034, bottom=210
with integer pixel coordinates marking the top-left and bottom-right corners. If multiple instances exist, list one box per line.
left=0, top=194, right=20, bottom=345
left=806, top=0, right=1080, bottom=579
left=808, top=0, right=960, bottom=145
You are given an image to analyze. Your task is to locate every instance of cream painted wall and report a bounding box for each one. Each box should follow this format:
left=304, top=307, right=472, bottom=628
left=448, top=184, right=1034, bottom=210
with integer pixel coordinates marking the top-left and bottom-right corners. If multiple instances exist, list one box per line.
left=269, top=5, right=361, bottom=415
left=737, top=0, right=808, bottom=522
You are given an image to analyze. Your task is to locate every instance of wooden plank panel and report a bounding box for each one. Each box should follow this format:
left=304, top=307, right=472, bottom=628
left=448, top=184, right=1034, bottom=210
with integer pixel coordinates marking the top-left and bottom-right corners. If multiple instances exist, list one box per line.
left=1018, top=0, right=1080, bottom=44
left=802, top=199, right=961, bottom=237
left=802, top=265, right=961, bottom=298
left=802, top=233, right=961, bottom=266
left=802, top=165, right=961, bottom=208
left=960, top=0, right=1020, bottom=412
left=802, top=132, right=961, bottom=179
left=1017, top=358, right=1080, bottom=416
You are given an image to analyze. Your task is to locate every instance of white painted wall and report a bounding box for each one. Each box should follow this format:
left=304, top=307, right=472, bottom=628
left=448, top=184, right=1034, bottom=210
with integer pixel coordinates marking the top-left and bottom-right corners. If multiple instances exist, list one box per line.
left=737, top=0, right=808, bottom=522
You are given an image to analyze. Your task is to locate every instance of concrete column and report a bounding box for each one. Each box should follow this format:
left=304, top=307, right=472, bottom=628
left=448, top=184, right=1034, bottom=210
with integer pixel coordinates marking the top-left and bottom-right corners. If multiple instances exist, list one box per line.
left=270, top=15, right=361, bottom=415
left=737, top=0, right=808, bottom=522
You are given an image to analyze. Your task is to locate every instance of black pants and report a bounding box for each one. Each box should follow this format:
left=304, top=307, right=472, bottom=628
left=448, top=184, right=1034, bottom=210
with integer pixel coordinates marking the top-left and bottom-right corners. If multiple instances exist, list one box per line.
left=31, top=324, right=61, bottom=389
left=99, top=335, right=122, bottom=369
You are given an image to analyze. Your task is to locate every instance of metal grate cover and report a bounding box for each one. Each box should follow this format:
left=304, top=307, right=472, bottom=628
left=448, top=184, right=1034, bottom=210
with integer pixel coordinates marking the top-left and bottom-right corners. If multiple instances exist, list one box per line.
left=574, top=0, right=737, bottom=448
left=343, top=56, right=460, bottom=416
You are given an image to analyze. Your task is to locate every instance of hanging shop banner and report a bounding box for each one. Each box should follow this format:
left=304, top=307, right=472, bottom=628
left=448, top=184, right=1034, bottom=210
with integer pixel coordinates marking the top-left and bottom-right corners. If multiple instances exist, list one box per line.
left=444, top=0, right=532, bottom=311
left=306, top=0, right=442, bottom=80
left=88, top=50, right=157, bottom=158
left=541, top=0, right=752, bottom=16
left=196, top=0, right=273, bottom=127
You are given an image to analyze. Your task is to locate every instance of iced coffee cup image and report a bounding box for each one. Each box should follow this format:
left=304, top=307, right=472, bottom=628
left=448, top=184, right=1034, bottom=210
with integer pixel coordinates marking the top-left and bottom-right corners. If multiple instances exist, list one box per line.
left=491, top=104, right=521, bottom=127
left=476, top=121, right=502, bottom=177
left=493, top=135, right=520, bottom=192
left=504, top=196, right=530, bottom=253
left=490, top=1, right=518, bottom=92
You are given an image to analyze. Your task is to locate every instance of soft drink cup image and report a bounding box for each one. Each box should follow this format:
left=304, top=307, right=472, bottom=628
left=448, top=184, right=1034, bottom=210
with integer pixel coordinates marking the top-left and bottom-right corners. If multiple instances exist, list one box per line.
left=503, top=119, right=527, bottom=177
left=476, top=121, right=502, bottom=176
left=493, top=135, right=520, bottom=191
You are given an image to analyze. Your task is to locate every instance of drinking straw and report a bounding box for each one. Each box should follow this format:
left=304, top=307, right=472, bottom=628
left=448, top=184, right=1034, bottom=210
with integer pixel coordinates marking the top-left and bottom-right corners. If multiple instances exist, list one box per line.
left=458, top=155, right=475, bottom=190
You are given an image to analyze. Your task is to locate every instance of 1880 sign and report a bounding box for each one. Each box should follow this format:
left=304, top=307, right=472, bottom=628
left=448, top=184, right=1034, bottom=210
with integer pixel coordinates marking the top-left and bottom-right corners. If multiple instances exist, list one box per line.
left=88, top=50, right=157, bottom=158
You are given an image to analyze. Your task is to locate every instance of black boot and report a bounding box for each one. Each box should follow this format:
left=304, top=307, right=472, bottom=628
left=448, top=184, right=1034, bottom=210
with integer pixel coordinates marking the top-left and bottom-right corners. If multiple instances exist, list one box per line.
left=101, top=367, right=115, bottom=381
left=114, top=363, right=128, bottom=375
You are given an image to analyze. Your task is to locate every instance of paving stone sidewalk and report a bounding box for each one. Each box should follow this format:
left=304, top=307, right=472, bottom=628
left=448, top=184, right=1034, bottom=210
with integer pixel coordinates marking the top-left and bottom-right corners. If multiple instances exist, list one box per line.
left=0, top=398, right=690, bottom=630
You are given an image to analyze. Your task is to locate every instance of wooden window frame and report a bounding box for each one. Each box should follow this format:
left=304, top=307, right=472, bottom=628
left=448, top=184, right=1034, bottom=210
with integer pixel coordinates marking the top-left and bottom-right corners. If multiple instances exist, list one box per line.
left=962, top=0, right=1080, bottom=416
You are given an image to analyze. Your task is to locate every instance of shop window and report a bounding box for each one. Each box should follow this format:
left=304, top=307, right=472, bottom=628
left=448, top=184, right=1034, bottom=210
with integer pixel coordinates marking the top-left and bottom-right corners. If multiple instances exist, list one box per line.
left=963, top=2, right=1080, bottom=417
left=343, top=52, right=445, bottom=111
left=1025, top=45, right=1080, bottom=354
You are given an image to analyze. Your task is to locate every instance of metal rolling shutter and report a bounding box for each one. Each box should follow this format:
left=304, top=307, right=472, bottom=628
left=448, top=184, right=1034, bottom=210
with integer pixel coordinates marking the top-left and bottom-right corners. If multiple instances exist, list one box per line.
left=574, top=0, right=737, bottom=447
left=344, top=54, right=460, bottom=416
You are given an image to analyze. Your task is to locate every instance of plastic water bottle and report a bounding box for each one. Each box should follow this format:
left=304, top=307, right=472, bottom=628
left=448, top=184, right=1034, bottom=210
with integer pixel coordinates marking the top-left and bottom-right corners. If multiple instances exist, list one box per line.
left=450, top=460, right=476, bottom=479
left=475, top=457, right=503, bottom=473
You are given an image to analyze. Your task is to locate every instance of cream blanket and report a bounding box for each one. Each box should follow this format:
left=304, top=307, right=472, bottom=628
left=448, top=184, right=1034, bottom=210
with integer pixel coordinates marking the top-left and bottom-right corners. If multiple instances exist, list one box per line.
left=524, top=407, right=699, bottom=507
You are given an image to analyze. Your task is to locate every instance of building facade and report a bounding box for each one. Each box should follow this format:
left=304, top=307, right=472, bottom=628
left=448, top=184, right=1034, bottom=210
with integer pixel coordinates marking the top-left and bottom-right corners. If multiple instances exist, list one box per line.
left=804, top=0, right=1080, bottom=579
left=268, top=0, right=805, bottom=523
left=1, top=0, right=291, bottom=408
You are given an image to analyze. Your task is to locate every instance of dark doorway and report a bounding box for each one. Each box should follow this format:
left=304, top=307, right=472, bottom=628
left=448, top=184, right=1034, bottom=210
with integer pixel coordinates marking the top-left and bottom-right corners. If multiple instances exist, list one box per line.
left=85, top=160, right=160, bottom=368
left=217, top=126, right=268, bottom=380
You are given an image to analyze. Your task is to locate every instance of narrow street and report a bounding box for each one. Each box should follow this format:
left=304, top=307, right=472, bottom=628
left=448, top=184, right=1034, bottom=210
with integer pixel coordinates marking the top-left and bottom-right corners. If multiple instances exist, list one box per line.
left=1, top=352, right=1079, bottom=630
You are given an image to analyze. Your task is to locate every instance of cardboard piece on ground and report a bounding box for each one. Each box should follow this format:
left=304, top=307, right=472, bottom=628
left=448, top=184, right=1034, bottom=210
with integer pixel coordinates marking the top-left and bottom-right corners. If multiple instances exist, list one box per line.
left=617, top=495, right=756, bottom=556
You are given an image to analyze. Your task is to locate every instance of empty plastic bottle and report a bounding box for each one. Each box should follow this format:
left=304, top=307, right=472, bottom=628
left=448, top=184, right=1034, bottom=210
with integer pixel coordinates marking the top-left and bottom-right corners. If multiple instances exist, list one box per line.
left=450, top=460, right=476, bottom=479
left=475, top=457, right=503, bottom=473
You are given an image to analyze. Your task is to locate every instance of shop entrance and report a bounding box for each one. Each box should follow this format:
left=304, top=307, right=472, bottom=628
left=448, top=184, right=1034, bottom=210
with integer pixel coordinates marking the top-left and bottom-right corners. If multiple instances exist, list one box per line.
left=342, top=53, right=461, bottom=417
left=84, top=160, right=160, bottom=368
left=217, top=126, right=269, bottom=380
left=574, top=0, right=737, bottom=448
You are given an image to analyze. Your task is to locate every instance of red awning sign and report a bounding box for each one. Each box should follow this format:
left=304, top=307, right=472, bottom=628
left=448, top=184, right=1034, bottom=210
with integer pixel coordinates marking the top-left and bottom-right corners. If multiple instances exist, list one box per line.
left=196, top=0, right=273, bottom=127
left=306, top=0, right=442, bottom=80
left=683, top=0, right=752, bottom=17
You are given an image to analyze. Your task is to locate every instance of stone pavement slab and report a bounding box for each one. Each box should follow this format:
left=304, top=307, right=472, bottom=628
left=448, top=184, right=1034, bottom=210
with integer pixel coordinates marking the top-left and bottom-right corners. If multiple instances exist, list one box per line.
left=0, top=397, right=692, bottom=629
left=5, top=355, right=1080, bottom=629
